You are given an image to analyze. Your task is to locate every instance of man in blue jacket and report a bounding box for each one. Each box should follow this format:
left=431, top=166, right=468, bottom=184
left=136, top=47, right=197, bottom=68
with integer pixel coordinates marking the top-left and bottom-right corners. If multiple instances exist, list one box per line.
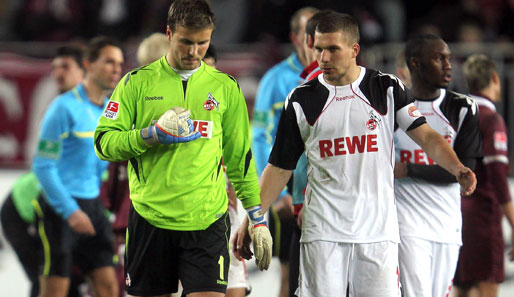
left=251, top=6, right=318, bottom=297
left=33, top=36, right=124, bottom=297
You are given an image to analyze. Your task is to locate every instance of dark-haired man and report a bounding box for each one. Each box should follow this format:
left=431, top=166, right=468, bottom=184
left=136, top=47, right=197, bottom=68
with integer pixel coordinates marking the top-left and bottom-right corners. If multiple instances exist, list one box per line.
left=0, top=45, right=84, bottom=297
left=33, top=36, right=123, bottom=297
left=94, top=1, right=271, bottom=296
left=393, top=34, right=482, bottom=297
left=236, top=12, right=476, bottom=297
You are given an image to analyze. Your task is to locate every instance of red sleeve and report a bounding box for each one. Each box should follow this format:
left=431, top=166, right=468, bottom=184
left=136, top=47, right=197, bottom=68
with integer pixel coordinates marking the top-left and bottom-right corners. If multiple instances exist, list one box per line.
left=485, top=162, right=511, bottom=204
left=481, top=112, right=511, bottom=204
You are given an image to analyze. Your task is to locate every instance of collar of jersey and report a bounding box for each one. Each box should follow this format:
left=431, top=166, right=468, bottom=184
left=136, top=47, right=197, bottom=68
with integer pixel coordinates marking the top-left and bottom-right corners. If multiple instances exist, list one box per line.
left=414, top=88, right=446, bottom=102
left=472, top=95, right=496, bottom=111
left=71, top=83, right=108, bottom=109
left=318, top=66, right=365, bottom=90
left=160, top=56, right=204, bottom=80
left=287, top=52, right=303, bottom=73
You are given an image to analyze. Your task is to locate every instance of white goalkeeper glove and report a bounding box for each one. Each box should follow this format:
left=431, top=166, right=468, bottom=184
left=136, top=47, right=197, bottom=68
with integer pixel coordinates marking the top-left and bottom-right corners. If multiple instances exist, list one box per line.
left=141, top=107, right=201, bottom=145
left=246, top=205, right=273, bottom=271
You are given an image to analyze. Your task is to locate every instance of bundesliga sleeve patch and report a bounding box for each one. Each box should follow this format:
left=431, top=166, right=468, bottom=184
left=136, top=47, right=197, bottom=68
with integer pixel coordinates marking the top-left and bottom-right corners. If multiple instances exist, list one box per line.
left=494, top=131, right=508, bottom=151
left=103, top=100, right=120, bottom=120
left=36, top=139, right=61, bottom=159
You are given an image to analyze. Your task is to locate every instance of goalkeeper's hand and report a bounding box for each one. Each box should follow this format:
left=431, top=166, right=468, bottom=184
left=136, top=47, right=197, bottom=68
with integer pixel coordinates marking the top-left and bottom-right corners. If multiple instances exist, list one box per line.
left=246, top=205, right=273, bottom=271
left=140, top=108, right=201, bottom=145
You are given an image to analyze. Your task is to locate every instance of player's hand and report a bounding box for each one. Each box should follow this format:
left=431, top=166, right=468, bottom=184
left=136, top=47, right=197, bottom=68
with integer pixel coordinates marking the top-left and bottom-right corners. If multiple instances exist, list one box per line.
left=233, top=216, right=253, bottom=260
left=140, top=108, right=200, bottom=145
left=456, top=167, right=476, bottom=196
left=394, top=162, right=407, bottom=178
left=248, top=223, right=272, bottom=271
left=245, top=205, right=273, bottom=271
left=67, top=210, right=96, bottom=235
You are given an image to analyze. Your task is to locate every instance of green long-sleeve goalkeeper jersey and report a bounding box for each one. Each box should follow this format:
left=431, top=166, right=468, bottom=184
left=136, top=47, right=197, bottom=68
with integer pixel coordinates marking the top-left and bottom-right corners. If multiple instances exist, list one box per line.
left=94, top=57, right=261, bottom=230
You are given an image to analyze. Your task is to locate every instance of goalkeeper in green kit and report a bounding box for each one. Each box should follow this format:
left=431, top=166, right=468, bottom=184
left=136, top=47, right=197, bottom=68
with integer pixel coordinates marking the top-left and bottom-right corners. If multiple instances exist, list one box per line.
left=93, top=1, right=272, bottom=296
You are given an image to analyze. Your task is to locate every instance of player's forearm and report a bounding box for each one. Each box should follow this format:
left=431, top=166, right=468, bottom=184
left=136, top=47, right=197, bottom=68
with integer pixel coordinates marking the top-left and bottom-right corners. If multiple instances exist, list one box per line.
left=33, top=160, right=79, bottom=219
left=259, top=164, right=292, bottom=212
left=94, top=129, right=149, bottom=162
left=410, top=127, right=466, bottom=177
left=406, top=158, right=477, bottom=183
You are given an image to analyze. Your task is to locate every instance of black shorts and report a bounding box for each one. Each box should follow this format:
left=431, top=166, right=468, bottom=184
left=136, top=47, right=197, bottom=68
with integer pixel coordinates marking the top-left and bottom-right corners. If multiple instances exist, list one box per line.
left=35, top=196, right=115, bottom=277
left=125, top=205, right=230, bottom=296
left=1, top=194, right=42, bottom=296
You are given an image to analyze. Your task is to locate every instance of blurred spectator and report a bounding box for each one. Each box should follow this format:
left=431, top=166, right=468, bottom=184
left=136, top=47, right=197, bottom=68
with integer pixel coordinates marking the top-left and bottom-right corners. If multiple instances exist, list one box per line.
left=458, top=21, right=484, bottom=43
left=395, top=48, right=411, bottom=89
left=210, top=0, right=249, bottom=44
left=454, top=54, right=514, bottom=297
left=136, top=32, right=168, bottom=65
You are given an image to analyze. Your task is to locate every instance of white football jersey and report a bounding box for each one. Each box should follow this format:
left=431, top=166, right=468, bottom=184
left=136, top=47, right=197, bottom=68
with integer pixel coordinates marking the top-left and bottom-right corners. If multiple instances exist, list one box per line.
left=394, top=89, right=481, bottom=244
left=269, top=67, right=425, bottom=243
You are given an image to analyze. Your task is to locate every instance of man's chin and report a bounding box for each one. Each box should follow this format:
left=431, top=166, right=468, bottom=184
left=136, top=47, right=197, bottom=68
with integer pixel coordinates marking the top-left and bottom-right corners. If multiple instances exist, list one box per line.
left=181, top=61, right=200, bottom=70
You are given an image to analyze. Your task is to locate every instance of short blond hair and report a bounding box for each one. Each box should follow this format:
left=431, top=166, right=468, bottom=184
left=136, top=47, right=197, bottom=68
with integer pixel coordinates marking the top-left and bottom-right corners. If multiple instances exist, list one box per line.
left=463, top=54, right=496, bottom=93
left=137, top=33, right=169, bottom=66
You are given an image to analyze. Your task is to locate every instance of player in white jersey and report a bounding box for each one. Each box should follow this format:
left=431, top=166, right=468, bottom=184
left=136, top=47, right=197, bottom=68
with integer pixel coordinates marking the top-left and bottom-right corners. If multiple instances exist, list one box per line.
left=234, top=13, right=477, bottom=297
left=393, top=34, right=482, bottom=297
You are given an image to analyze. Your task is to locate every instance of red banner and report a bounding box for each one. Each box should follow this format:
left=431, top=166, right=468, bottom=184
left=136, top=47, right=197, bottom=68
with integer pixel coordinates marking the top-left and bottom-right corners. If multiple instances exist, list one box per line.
left=0, top=53, right=56, bottom=168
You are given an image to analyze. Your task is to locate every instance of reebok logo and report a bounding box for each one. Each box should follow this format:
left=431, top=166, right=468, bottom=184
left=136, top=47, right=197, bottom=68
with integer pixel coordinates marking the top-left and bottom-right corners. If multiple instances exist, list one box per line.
left=145, top=96, right=164, bottom=100
left=335, top=95, right=354, bottom=101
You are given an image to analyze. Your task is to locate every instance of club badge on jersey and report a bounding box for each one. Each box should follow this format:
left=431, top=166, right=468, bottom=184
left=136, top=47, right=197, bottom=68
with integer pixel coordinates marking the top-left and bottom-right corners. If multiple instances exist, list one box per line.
left=203, top=92, right=219, bottom=111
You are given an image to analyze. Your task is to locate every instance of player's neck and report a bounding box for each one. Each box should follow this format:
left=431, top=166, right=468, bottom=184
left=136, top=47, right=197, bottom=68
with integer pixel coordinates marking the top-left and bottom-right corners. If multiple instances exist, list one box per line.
left=476, top=85, right=498, bottom=103
left=83, top=78, right=108, bottom=107
left=326, top=64, right=360, bottom=86
left=410, top=81, right=441, bottom=100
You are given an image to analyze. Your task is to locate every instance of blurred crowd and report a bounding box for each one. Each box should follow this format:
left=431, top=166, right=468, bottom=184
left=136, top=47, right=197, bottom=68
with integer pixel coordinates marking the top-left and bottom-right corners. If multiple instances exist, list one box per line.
left=0, top=0, right=513, bottom=45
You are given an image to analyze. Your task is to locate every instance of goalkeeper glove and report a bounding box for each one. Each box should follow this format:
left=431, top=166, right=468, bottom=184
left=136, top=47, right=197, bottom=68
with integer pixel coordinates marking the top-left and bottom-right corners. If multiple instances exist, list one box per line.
left=140, top=107, right=201, bottom=145
left=246, top=205, right=272, bottom=271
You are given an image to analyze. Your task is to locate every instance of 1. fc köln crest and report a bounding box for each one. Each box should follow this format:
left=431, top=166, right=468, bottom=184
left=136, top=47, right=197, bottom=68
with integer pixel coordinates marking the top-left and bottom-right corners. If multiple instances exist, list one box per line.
left=204, top=92, right=219, bottom=111
left=366, top=111, right=381, bottom=131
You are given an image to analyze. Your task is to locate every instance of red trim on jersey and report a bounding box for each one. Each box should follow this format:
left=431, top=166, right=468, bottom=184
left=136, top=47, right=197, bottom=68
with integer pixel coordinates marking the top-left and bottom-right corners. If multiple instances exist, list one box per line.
left=306, top=69, right=322, bottom=81
left=312, top=85, right=338, bottom=125
left=350, top=83, right=388, bottom=116
left=431, top=100, right=454, bottom=129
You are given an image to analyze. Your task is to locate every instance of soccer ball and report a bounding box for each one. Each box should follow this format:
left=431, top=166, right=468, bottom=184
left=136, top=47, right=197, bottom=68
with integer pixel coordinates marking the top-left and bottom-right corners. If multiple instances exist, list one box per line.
left=156, top=107, right=194, bottom=137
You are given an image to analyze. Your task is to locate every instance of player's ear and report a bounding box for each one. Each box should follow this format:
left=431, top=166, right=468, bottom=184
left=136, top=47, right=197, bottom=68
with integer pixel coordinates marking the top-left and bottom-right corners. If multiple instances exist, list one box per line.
left=166, top=26, right=173, bottom=40
left=307, top=35, right=314, bottom=49
left=82, top=58, right=91, bottom=72
left=409, top=57, right=419, bottom=69
left=352, top=43, right=360, bottom=58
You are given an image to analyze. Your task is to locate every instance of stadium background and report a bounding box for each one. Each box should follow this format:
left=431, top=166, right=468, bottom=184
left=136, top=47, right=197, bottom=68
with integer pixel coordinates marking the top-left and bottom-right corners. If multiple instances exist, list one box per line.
left=0, top=0, right=513, bottom=296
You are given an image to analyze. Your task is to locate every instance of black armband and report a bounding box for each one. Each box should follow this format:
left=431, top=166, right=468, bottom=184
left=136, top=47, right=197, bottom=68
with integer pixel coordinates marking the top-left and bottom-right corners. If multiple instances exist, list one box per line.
left=406, top=158, right=477, bottom=183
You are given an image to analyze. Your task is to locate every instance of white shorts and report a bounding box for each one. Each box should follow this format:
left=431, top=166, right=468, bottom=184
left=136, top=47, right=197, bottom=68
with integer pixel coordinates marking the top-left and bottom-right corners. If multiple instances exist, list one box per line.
left=398, top=236, right=460, bottom=297
left=296, top=240, right=400, bottom=297
left=227, top=200, right=250, bottom=290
